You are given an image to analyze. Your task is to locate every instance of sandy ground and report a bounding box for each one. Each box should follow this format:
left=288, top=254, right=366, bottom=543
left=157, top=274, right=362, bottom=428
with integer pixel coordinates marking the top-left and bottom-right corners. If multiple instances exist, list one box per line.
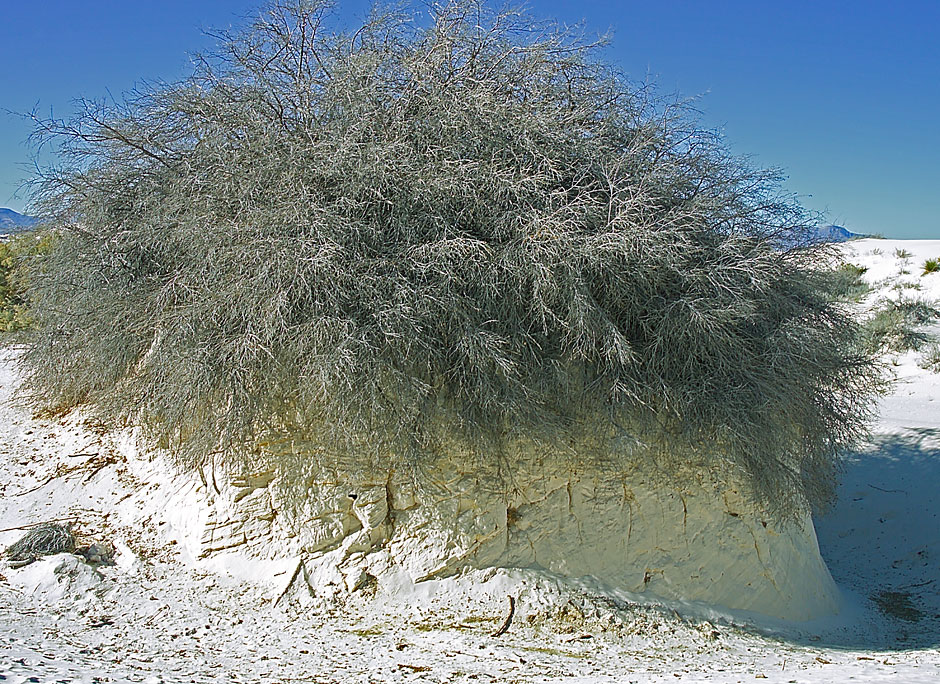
left=1, top=238, right=939, bottom=683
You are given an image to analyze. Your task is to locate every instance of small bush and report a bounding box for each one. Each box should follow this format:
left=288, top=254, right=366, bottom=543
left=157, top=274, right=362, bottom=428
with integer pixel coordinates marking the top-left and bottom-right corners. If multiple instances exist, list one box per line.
left=826, top=263, right=870, bottom=302
left=890, top=280, right=922, bottom=292
left=5, top=523, right=75, bottom=564
left=862, top=298, right=940, bottom=354
left=894, top=248, right=912, bottom=259
left=923, top=258, right=939, bottom=274
left=22, top=0, right=884, bottom=517
left=919, top=343, right=940, bottom=373
left=0, top=231, right=55, bottom=333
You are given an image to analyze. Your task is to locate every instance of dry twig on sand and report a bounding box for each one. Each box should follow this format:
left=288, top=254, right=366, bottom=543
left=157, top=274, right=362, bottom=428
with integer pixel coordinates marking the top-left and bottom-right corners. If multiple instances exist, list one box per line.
left=491, top=595, right=515, bottom=637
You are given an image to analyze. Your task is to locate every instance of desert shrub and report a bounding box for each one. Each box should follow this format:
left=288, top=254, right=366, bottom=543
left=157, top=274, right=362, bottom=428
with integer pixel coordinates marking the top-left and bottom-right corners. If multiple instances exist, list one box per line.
left=0, top=242, right=24, bottom=331
left=23, top=0, right=884, bottom=517
left=0, top=231, right=55, bottom=333
left=923, top=258, right=939, bottom=274
left=919, top=343, right=940, bottom=373
left=862, top=298, right=940, bottom=354
left=826, top=262, right=870, bottom=303
left=891, top=280, right=922, bottom=292
left=5, top=523, right=75, bottom=564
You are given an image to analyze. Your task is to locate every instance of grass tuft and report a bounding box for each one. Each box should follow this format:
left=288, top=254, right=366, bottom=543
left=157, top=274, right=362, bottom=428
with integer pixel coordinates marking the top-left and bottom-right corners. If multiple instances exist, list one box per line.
left=862, top=298, right=940, bottom=354
left=826, top=263, right=870, bottom=302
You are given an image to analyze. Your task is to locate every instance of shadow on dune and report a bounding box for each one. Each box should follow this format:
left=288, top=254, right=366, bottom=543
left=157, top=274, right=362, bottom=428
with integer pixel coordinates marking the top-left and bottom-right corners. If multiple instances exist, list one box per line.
left=811, top=427, right=940, bottom=650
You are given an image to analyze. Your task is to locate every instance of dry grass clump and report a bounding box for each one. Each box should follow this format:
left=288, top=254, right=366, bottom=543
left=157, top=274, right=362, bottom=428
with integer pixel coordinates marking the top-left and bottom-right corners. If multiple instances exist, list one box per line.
left=5, top=524, right=75, bottom=565
left=22, top=0, right=883, bottom=517
left=862, top=298, right=940, bottom=354
left=919, top=343, right=940, bottom=373
left=826, top=262, right=870, bottom=303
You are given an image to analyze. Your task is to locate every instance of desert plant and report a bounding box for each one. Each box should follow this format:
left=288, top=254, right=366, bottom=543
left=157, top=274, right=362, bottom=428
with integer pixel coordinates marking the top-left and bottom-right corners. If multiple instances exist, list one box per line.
left=826, top=262, right=870, bottom=302
left=894, top=248, right=912, bottom=260
left=22, top=0, right=884, bottom=517
left=923, top=258, right=939, bottom=274
left=0, top=242, right=22, bottom=331
left=0, top=230, right=55, bottom=333
left=5, top=523, right=75, bottom=566
left=890, top=280, right=922, bottom=292
left=919, top=343, right=940, bottom=373
left=862, top=298, right=940, bottom=354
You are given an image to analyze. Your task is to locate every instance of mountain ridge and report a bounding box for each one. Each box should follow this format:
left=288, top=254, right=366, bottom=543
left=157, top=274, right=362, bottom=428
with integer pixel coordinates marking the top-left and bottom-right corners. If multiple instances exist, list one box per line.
left=0, top=208, right=39, bottom=234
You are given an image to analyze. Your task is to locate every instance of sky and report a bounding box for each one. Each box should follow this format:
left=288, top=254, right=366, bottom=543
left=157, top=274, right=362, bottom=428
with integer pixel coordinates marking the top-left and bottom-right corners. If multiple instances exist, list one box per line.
left=1, top=0, right=937, bottom=238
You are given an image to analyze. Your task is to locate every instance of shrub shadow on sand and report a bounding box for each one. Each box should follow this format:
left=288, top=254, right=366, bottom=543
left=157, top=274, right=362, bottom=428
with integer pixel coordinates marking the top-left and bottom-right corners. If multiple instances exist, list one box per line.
left=814, top=428, right=940, bottom=649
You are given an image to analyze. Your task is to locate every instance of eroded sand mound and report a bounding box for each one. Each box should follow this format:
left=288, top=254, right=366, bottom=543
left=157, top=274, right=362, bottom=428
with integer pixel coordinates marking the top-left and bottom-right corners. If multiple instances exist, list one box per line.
left=114, top=428, right=840, bottom=622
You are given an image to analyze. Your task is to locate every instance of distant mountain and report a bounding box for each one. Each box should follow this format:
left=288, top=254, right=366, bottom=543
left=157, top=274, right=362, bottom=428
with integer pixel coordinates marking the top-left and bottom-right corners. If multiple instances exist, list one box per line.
left=774, top=224, right=865, bottom=250
left=811, top=224, right=862, bottom=243
left=0, top=208, right=39, bottom=234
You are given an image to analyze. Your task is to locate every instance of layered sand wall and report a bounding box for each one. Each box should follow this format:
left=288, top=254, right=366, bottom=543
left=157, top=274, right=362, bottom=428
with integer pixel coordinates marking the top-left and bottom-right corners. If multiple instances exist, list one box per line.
left=115, top=431, right=841, bottom=622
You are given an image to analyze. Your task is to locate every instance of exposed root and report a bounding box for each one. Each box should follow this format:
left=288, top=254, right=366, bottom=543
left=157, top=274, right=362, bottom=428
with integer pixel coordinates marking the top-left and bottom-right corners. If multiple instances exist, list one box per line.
left=274, top=557, right=304, bottom=607
left=490, top=595, right=515, bottom=637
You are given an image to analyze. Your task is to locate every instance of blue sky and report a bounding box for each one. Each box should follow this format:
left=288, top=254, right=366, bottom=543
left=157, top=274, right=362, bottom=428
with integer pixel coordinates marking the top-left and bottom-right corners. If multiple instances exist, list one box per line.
left=1, top=0, right=937, bottom=238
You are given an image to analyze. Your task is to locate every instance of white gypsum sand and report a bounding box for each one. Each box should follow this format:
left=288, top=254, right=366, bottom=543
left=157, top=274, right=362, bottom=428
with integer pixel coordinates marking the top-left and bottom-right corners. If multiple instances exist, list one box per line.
left=117, top=425, right=839, bottom=622
left=0, top=238, right=939, bottom=682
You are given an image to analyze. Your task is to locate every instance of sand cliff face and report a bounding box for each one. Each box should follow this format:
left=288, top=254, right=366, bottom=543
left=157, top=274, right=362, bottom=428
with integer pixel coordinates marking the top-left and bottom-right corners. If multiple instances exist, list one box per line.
left=115, top=429, right=841, bottom=622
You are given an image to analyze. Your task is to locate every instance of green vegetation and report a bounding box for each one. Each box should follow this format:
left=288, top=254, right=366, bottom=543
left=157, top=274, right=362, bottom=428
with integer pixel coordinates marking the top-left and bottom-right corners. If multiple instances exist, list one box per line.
left=0, top=231, right=55, bottom=333
left=894, top=248, right=912, bottom=259
left=862, top=298, right=940, bottom=354
left=923, top=258, right=939, bottom=274
left=919, top=344, right=940, bottom=373
left=22, top=0, right=884, bottom=517
left=826, top=262, right=870, bottom=302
